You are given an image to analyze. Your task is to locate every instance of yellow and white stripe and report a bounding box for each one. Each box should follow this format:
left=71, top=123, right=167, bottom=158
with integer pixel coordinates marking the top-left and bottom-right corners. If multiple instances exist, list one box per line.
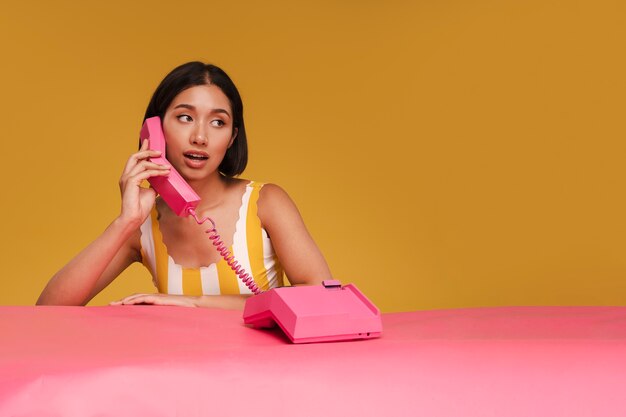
left=140, top=181, right=283, bottom=296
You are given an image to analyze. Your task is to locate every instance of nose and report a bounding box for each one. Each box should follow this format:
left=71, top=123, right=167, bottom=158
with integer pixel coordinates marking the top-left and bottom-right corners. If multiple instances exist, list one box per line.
left=190, top=124, right=208, bottom=146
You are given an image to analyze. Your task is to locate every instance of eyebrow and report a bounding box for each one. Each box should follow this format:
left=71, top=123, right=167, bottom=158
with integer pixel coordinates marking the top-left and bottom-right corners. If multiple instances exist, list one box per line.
left=173, top=103, right=231, bottom=117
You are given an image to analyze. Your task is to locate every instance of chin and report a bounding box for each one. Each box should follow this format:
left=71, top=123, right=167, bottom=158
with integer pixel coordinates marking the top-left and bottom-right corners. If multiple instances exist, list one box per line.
left=181, top=168, right=217, bottom=183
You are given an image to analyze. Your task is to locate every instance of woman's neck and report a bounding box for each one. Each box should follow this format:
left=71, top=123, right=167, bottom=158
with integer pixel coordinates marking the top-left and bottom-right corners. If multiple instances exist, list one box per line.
left=187, top=173, right=236, bottom=211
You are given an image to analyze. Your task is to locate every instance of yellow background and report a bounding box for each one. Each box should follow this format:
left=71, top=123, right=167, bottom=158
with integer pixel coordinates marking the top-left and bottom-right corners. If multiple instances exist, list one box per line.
left=0, top=0, right=624, bottom=312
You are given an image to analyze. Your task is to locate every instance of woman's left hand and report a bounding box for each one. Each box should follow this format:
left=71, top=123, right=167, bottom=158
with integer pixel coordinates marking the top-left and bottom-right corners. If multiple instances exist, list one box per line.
left=110, top=293, right=197, bottom=307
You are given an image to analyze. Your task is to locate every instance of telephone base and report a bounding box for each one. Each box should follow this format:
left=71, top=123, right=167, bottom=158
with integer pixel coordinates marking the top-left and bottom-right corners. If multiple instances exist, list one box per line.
left=243, top=280, right=383, bottom=344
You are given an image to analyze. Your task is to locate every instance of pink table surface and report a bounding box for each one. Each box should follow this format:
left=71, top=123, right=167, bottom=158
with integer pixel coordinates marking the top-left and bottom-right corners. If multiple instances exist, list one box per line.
left=1, top=306, right=626, bottom=417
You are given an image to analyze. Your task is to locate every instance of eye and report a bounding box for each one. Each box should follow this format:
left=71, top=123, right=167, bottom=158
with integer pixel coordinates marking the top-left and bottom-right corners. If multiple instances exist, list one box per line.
left=177, top=114, right=193, bottom=122
left=211, top=119, right=225, bottom=127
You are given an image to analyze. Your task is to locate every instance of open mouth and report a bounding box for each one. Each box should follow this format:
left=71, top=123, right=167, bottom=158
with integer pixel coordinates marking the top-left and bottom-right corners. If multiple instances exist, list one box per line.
left=184, top=152, right=209, bottom=161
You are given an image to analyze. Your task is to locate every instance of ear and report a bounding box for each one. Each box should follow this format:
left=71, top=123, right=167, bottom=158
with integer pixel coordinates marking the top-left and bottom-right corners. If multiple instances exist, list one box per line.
left=228, top=128, right=238, bottom=148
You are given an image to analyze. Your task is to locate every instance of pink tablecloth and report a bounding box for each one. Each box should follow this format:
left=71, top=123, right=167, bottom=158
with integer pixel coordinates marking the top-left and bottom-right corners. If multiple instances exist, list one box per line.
left=1, top=306, right=626, bottom=416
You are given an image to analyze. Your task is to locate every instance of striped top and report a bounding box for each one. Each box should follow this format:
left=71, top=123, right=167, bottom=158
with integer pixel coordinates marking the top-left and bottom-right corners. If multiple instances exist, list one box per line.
left=139, top=181, right=284, bottom=295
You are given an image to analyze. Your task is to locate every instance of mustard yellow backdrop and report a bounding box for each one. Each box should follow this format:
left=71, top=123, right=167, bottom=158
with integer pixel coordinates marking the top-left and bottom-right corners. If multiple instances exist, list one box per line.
left=0, top=0, right=624, bottom=312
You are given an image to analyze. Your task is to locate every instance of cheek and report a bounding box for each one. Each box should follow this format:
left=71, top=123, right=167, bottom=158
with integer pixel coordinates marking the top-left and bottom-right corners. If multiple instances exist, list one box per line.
left=162, top=123, right=185, bottom=148
left=211, top=130, right=235, bottom=148
left=161, top=121, right=174, bottom=142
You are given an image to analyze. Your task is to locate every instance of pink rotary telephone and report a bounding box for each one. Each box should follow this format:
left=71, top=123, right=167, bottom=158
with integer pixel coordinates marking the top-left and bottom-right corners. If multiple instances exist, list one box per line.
left=141, top=116, right=383, bottom=343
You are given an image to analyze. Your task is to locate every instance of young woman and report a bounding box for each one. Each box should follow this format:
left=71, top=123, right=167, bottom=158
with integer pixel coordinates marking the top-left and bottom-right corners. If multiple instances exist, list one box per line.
left=37, top=62, right=332, bottom=309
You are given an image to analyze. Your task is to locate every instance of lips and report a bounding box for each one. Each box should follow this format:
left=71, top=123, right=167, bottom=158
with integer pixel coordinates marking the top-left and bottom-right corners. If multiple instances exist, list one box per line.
left=184, top=150, right=209, bottom=160
left=183, top=150, right=209, bottom=168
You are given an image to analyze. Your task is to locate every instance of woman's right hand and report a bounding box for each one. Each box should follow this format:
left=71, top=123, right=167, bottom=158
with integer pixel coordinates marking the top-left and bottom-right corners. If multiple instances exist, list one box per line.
left=118, top=139, right=170, bottom=226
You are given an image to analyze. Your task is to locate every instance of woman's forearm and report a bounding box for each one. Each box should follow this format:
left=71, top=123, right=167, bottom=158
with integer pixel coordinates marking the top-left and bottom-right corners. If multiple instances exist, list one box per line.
left=110, top=293, right=251, bottom=310
left=37, top=217, right=138, bottom=306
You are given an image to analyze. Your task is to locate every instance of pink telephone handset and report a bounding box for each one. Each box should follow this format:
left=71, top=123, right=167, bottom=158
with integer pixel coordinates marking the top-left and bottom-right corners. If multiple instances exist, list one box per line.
left=141, top=116, right=383, bottom=343
left=140, top=117, right=201, bottom=216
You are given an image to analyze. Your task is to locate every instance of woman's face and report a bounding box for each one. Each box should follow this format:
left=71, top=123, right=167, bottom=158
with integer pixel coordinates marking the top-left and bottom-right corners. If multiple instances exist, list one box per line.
left=162, top=84, right=237, bottom=182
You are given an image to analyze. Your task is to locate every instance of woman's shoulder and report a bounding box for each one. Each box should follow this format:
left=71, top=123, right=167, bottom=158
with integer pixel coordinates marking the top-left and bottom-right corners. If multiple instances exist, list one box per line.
left=253, top=182, right=301, bottom=226
left=234, top=178, right=286, bottom=196
left=230, top=178, right=297, bottom=217
left=255, top=182, right=291, bottom=205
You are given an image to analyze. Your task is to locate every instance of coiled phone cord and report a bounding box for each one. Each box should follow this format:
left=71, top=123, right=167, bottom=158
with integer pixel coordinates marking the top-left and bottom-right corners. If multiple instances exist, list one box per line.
left=187, top=207, right=262, bottom=295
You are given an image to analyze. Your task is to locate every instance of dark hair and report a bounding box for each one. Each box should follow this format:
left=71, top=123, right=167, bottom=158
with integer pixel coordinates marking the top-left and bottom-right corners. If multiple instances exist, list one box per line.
left=142, top=62, right=248, bottom=177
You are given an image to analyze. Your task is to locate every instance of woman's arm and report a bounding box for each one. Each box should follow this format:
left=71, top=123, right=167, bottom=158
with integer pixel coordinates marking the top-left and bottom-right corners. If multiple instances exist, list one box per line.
left=37, top=222, right=140, bottom=305
left=37, top=140, right=170, bottom=305
left=257, top=183, right=333, bottom=285
left=110, top=293, right=251, bottom=310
